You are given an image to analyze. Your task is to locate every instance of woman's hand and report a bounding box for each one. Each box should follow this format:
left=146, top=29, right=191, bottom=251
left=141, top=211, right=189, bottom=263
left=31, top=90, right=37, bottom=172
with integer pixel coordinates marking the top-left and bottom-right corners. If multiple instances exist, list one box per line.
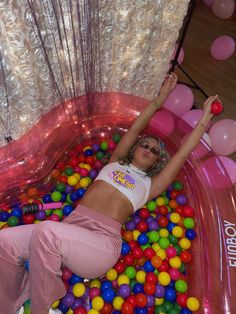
left=157, top=72, right=178, bottom=105
left=202, top=95, right=222, bottom=119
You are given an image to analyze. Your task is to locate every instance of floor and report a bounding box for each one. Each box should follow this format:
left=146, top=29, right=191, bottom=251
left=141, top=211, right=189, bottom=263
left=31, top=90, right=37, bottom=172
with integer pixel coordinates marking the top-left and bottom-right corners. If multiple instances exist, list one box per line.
left=175, top=1, right=236, bottom=165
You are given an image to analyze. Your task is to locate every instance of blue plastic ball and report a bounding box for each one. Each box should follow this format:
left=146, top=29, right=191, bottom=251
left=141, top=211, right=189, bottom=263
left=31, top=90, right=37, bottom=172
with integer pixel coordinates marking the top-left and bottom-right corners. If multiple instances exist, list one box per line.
left=143, top=260, right=155, bottom=272
left=76, top=188, right=86, bottom=199
left=69, top=274, right=84, bottom=285
left=11, top=206, right=23, bottom=218
left=133, top=283, right=144, bottom=294
left=135, top=307, right=148, bottom=314
left=63, top=205, right=74, bottom=216
left=102, top=288, right=116, bottom=302
left=137, top=233, right=148, bottom=245
left=164, top=287, right=176, bottom=302
left=70, top=192, right=79, bottom=202
left=121, top=242, right=130, bottom=255
left=42, top=194, right=52, bottom=203
left=180, top=309, right=192, bottom=314
left=101, top=280, right=113, bottom=292
left=58, top=303, right=69, bottom=313
left=185, top=229, right=196, bottom=240
left=92, top=143, right=100, bottom=152
left=0, top=211, right=10, bottom=222
left=84, top=149, right=93, bottom=156
left=167, top=222, right=176, bottom=233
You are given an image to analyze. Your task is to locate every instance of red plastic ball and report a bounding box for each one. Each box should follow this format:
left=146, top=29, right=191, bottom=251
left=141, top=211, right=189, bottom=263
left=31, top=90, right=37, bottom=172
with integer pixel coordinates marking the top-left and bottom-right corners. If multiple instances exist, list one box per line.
left=148, top=307, right=155, bottom=314
left=136, top=293, right=147, bottom=307
left=126, top=295, right=136, bottom=307
left=180, top=251, right=192, bottom=263
left=129, top=240, right=138, bottom=250
left=158, top=206, right=168, bottom=215
left=75, top=144, right=84, bottom=153
left=182, top=205, right=194, bottom=217
left=176, top=293, right=188, bottom=307
left=175, top=206, right=183, bottom=215
left=101, top=302, right=113, bottom=314
left=22, top=214, right=35, bottom=224
left=56, top=161, right=66, bottom=171
left=144, top=282, right=156, bottom=295
left=114, top=261, right=125, bottom=274
left=139, top=208, right=150, bottom=219
left=132, top=247, right=143, bottom=259
left=145, top=272, right=158, bottom=284
left=157, top=216, right=169, bottom=227
left=57, top=175, right=68, bottom=184
left=74, top=306, right=87, bottom=314
left=78, top=154, right=86, bottom=163
left=62, top=268, right=72, bottom=280
left=124, top=254, right=134, bottom=266
left=211, top=101, right=223, bottom=115
left=86, top=156, right=95, bottom=165
left=158, top=260, right=169, bottom=272
left=170, top=190, right=180, bottom=199
left=68, top=157, right=79, bottom=167
left=143, top=248, right=156, bottom=260
left=137, top=221, right=148, bottom=232
left=121, top=301, right=134, bottom=314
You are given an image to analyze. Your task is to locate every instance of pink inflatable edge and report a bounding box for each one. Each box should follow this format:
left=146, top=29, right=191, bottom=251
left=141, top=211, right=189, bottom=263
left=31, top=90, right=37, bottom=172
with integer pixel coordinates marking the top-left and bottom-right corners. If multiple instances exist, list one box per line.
left=0, top=92, right=235, bottom=313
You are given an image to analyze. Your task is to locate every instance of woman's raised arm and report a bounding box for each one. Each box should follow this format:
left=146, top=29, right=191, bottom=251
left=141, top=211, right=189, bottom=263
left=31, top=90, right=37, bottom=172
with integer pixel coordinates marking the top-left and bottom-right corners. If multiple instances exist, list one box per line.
left=149, top=95, right=221, bottom=198
left=110, top=73, right=178, bottom=163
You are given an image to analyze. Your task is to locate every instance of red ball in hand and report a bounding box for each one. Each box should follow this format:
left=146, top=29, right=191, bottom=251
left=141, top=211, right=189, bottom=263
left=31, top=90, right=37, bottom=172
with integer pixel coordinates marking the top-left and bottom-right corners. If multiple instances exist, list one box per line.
left=211, top=101, right=223, bottom=115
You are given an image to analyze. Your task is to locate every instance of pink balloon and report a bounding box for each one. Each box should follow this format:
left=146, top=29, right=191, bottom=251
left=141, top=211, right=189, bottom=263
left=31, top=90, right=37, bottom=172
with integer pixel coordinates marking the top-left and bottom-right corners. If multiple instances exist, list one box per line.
left=163, top=84, right=194, bottom=117
left=218, top=156, right=236, bottom=184
left=198, top=156, right=236, bottom=189
left=181, top=109, right=211, bottom=129
left=203, top=0, right=213, bottom=6
left=210, top=36, right=235, bottom=60
left=148, top=110, right=175, bottom=138
left=209, top=119, right=236, bottom=155
left=212, top=0, right=235, bottom=19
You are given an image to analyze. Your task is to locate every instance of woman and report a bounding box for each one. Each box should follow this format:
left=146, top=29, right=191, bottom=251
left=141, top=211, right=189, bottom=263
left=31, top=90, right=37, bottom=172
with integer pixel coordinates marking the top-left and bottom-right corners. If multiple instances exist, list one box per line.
left=0, top=73, right=220, bottom=314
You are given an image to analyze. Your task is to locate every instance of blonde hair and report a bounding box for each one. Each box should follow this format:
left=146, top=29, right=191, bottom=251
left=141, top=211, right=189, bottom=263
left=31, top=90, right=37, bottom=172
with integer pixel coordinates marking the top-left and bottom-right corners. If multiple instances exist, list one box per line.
left=119, top=134, right=168, bottom=177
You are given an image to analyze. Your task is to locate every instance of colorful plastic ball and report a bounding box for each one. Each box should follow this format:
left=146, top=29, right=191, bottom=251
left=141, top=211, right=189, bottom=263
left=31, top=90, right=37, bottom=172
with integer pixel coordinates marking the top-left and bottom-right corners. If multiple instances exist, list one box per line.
left=65, top=167, right=74, bottom=176
left=0, top=211, right=10, bottom=222
left=22, top=214, right=35, bottom=224
left=136, top=293, right=147, bottom=307
left=136, top=270, right=146, bottom=284
left=117, top=274, right=130, bottom=286
left=164, top=287, right=176, bottom=302
left=158, top=272, right=171, bottom=286
left=43, top=193, right=52, bottom=203
left=159, top=228, right=169, bottom=238
left=143, top=260, right=155, bottom=272
left=166, top=246, right=177, bottom=258
left=121, top=242, right=130, bottom=255
left=84, top=149, right=93, bottom=156
left=159, top=238, right=170, bottom=249
left=51, top=191, right=62, bottom=202
left=91, top=295, right=105, bottom=311
left=125, top=220, right=136, bottom=231
left=172, top=226, right=184, bottom=238
left=74, top=307, right=87, bottom=314
left=89, top=169, right=97, bottom=179
left=112, top=133, right=121, bottom=143
left=11, top=206, right=23, bottom=218
left=118, top=284, right=131, bottom=298
left=175, top=280, right=188, bottom=293
left=157, top=216, right=169, bottom=228
left=100, top=141, right=108, bottom=150
left=113, top=296, right=124, bottom=310
left=158, top=205, right=168, bottom=215
left=137, top=221, right=148, bottom=232
left=61, top=292, right=75, bottom=307
left=147, top=201, right=157, bottom=212
left=151, top=255, right=162, bottom=268
left=143, top=247, right=156, bottom=259
left=121, top=301, right=134, bottom=314
left=63, top=204, right=74, bottom=216
left=106, top=268, right=117, bottom=281
left=176, top=194, right=187, bottom=205
left=124, top=254, right=134, bottom=266
left=170, top=213, right=181, bottom=224
left=186, top=297, right=200, bottom=311
left=7, top=216, right=19, bottom=227
left=179, top=238, right=191, bottom=250
left=133, top=283, right=144, bottom=294
left=169, top=268, right=180, bottom=280
left=148, top=231, right=159, bottom=243
left=183, top=217, right=195, bottom=229
left=67, top=175, right=78, bottom=186
left=135, top=307, right=148, bottom=314
left=137, top=233, right=148, bottom=245
left=70, top=274, right=84, bottom=285
left=87, top=309, right=99, bottom=314
left=156, top=197, right=165, bottom=206
left=182, top=206, right=194, bottom=217
left=185, top=229, right=196, bottom=240
left=169, top=256, right=182, bottom=269
left=125, top=266, right=136, bottom=279
left=156, top=248, right=167, bottom=260
left=79, top=168, right=89, bottom=177
left=72, top=283, right=86, bottom=297
left=101, top=302, right=113, bottom=314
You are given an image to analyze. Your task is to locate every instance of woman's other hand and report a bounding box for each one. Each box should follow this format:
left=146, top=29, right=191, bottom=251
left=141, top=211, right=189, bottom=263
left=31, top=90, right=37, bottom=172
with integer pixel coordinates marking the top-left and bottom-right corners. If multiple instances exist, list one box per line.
left=158, top=72, right=178, bottom=104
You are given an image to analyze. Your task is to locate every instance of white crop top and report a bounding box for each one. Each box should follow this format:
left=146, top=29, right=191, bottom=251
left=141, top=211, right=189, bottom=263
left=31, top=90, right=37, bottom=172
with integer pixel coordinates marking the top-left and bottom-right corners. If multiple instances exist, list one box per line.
left=95, top=162, right=151, bottom=212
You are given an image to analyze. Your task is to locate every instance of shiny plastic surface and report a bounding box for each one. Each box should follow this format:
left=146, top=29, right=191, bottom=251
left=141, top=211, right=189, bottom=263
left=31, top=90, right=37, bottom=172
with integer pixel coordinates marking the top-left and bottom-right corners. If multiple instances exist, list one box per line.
left=0, top=92, right=235, bottom=313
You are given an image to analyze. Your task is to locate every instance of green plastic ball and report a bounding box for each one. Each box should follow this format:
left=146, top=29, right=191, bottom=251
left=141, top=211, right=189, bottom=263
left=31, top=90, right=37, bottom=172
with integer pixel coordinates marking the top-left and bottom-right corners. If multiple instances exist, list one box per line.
left=155, top=306, right=166, bottom=314
left=175, top=279, right=188, bottom=293
left=163, top=301, right=174, bottom=311
left=183, top=217, right=195, bottom=229
left=173, top=244, right=182, bottom=255
left=112, top=133, right=121, bottom=143
left=169, top=234, right=178, bottom=245
left=53, top=209, right=63, bottom=219
left=65, top=167, right=74, bottom=176
left=125, top=266, right=136, bottom=279
left=7, top=216, right=19, bottom=227
left=179, top=262, right=186, bottom=273
left=159, top=238, right=170, bottom=249
left=100, top=141, right=108, bottom=150
left=169, top=309, right=180, bottom=314
left=96, top=151, right=104, bottom=160
left=148, top=231, right=160, bottom=243
left=56, top=183, right=66, bottom=192
left=51, top=191, right=62, bottom=202
left=147, top=200, right=156, bottom=212
left=173, top=181, right=183, bottom=191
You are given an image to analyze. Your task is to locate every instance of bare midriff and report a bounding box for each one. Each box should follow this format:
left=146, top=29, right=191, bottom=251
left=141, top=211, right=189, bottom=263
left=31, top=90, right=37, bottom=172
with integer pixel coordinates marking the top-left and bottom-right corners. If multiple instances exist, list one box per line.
left=79, top=180, right=134, bottom=224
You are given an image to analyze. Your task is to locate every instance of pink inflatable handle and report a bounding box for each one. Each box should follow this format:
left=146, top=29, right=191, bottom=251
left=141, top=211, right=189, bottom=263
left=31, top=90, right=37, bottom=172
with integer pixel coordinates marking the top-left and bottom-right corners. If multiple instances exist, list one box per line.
left=22, top=202, right=62, bottom=215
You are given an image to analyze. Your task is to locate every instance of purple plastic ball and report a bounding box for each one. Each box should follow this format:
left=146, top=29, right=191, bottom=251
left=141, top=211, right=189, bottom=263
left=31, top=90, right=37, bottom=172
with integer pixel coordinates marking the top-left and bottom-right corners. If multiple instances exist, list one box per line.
left=118, top=284, right=131, bottom=298
left=155, top=284, right=165, bottom=298
left=125, top=220, right=136, bottom=231
left=61, top=292, right=75, bottom=307
left=176, top=194, right=187, bottom=205
left=146, top=295, right=155, bottom=307
left=133, top=215, right=142, bottom=225
left=92, top=143, right=100, bottom=152
left=71, top=298, right=82, bottom=311
left=148, top=221, right=159, bottom=231
left=89, top=169, right=97, bottom=179
left=65, top=184, right=74, bottom=193
left=35, top=210, right=46, bottom=220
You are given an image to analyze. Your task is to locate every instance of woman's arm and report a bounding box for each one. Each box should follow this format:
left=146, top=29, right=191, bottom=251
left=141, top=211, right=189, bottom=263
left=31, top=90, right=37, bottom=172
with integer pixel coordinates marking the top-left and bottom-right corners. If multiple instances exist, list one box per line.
left=149, top=95, right=221, bottom=199
left=110, top=73, right=178, bottom=163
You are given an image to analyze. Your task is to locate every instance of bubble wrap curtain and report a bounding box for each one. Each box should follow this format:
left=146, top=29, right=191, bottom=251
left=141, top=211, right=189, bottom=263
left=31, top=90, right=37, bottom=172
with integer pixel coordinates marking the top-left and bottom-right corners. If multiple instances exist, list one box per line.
left=0, top=0, right=189, bottom=147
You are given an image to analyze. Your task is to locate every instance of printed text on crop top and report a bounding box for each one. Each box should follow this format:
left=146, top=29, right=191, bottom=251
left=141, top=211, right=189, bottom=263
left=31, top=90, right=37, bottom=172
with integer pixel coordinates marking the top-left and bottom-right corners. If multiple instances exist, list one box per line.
left=95, top=162, right=151, bottom=212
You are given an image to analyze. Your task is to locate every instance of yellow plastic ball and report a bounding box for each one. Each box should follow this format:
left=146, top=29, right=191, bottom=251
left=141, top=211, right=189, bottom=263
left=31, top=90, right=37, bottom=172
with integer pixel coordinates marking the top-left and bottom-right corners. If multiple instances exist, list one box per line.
left=136, top=270, right=146, bottom=283
left=51, top=300, right=60, bottom=308
left=172, top=226, right=184, bottom=238
left=179, top=238, right=191, bottom=250
left=66, top=310, right=73, bottom=314
left=158, top=272, right=171, bottom=286
left=72, top=283, right=86, bottom=297
left=159, top=228, right=169, bottom=238
left=187, top=297, right=200, bottom=311
left=106, top=268, right=117, bottom=281
left=91, top=296, right=104, bottom=311
left=152, top=243, right=160, bottom=252
left=88, top=310, right=99, bottom=314
left=83, top=164, right=92, bottom=171
left=113, top=296, right=124, bottom=310
left=73, top=173, right=81, bottom=180
left=156, top=197, right=165, bottom=206
left=90, top=279, right=101, bottom=289
left=169, top=256, right=182, bottom=269
left=155, top=297, right=164, bottom=306
left=34, top=220, right=41, bottom=224
left=133, top=230, right=141, bottom=241
left=80, top=177, right=91, bottom=188
left=170, top=213, right=181, bottom=224
left=117, top=274, right=130, bottom=286
left=83, top=146, right=92, bottom=151
left=156, top=248, right=167, bottom=260
left=67, top=175, right=78, bottom=186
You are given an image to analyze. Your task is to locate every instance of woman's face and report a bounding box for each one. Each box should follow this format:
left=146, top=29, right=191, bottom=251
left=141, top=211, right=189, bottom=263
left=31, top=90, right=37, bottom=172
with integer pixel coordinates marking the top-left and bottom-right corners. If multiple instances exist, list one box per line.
left=133, top=137, right=160, bottom=170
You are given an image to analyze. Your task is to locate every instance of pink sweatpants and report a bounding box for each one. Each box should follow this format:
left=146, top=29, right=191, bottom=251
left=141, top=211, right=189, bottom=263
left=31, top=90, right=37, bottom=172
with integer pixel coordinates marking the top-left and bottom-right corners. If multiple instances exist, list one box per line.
left=0, top=205, right=122, bottom=314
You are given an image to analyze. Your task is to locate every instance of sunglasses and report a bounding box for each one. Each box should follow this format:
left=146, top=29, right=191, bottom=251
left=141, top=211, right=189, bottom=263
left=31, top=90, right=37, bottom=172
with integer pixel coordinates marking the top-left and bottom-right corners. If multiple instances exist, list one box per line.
left=138, top=142, right=160, bottom=156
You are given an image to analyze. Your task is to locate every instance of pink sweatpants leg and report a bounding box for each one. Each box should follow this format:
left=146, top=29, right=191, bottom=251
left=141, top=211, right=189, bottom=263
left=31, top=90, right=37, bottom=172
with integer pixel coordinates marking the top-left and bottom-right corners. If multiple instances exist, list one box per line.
left=0, top=205, right=122, bottom=314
